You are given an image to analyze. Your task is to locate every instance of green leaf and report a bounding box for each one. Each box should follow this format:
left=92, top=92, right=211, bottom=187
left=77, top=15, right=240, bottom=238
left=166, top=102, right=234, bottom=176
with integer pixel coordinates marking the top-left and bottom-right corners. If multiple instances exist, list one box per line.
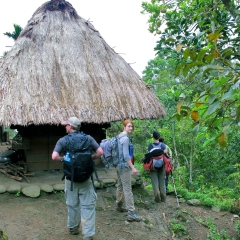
left=170, top=113, right=182, bottom=121
left=208, top=95, right=217, bottom=104
left=222, top=47, right=234, bottom=58
left=177, top=101, right=183, bottom=115
left=212, top=118, right=222, bottom=127
left=204, top=53, right=215, bottom=63
left=197, top=49, right=208, bottom=61
left=181, top=105, right=191, bottom=111
left=200, top=91, right=206, bottom=97
left=207, top=101, right=220, bottom=115
left=223, top=125, right=230, bottom=134
left=192, top=124, right=200, bottom=138
left=176, top=63, right=186, bottom=75
left=202, top=66, right=215, bottom=76
left=209, top=81, right=215, bottom=88
left=203, top=136, right=216, bottom=147
left=165, top=38, right=175, bottom=43
left=189, top=69, right=199, bottom=80
left=183, top=65, right=190, bottom=77
left=183, top=48, right=190, bottom=60
left=188, top=61, right=205, bottom=68
left=218, top=132, right=228, bottom=148
left=236, top=106, right=240, bottom=122
left=221, top=88, right=233, bottom=101
left=189, top=49, right=197, bottom=61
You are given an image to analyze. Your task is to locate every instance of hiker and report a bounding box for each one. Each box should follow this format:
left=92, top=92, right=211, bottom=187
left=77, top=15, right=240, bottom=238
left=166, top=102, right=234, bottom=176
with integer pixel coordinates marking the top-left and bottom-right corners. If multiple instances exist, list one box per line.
left=159, top=136, right=173, bottom=193
left=115, top=119, right=142, bottom=222
left=52, top=117, right=103, bottom=240
left=148, top=131, right=167, bottom=203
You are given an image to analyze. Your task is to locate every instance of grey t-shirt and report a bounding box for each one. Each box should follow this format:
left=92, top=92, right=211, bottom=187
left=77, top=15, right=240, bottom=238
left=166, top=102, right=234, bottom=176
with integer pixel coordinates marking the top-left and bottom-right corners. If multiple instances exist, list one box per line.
left=53, top=133, right=99, bottom=154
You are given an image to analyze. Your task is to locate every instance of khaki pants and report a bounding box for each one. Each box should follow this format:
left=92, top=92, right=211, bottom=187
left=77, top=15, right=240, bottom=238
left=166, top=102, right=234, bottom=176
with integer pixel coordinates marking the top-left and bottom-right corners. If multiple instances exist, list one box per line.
left=116, top=168, right=135, bottom=212
left=150, top=167, right=166, bottom=202
left=65, top=178, right=97, bottom=238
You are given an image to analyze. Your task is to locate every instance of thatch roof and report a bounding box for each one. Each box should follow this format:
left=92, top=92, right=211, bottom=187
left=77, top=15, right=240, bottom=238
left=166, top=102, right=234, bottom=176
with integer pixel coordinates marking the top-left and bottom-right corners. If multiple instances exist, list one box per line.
left=0, top=0, right=166, bottom=126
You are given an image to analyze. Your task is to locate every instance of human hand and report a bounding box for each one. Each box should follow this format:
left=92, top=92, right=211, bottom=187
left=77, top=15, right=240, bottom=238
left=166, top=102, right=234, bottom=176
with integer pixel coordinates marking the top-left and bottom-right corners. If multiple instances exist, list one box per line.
left=132, top=167, right=138, bottom=175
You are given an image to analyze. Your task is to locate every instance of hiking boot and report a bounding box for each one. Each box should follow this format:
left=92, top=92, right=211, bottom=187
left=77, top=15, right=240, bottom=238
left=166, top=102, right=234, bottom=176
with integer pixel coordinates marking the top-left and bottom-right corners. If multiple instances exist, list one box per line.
left=127, top=211, right=142, bottom=222
left=69, top=225, right=79, bottom=235
left=154, top=196, right=161, bottom=203
left=116, top=204, right=128, bottom=212
left=160, top=194, right=166, bottom=203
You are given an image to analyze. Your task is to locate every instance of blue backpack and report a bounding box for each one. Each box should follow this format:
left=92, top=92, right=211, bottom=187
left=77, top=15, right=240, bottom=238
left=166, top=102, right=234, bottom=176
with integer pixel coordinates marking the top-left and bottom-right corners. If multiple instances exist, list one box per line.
left=100, top=135, right=134, bottom=169
left=100, top=136, right=123, bottom=168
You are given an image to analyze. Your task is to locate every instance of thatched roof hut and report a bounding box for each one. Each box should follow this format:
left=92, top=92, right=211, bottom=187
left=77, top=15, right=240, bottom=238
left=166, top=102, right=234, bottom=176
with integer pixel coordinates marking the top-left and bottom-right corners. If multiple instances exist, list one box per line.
left=0, top=0, right=165, bottom=127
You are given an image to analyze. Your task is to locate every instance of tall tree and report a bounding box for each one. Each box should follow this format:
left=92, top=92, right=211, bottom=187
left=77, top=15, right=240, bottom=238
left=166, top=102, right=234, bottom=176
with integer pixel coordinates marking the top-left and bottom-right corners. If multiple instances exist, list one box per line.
left=142, top=0, right=240, bottom=147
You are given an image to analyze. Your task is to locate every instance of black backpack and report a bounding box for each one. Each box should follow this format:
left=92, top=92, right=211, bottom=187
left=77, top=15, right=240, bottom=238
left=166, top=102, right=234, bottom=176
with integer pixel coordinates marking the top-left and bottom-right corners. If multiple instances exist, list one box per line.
left=62, top=131, right=98, bottom=190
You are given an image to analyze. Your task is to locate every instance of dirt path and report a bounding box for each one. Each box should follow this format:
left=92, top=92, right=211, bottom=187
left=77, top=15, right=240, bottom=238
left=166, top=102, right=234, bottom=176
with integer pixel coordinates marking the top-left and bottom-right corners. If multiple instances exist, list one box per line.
left=0, top=186, right=238, bottom=240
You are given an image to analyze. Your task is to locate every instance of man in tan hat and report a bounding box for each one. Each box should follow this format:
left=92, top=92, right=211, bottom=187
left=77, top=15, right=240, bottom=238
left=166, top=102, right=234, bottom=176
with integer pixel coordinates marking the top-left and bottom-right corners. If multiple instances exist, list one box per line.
left=52, top=117, right=103, bottom=240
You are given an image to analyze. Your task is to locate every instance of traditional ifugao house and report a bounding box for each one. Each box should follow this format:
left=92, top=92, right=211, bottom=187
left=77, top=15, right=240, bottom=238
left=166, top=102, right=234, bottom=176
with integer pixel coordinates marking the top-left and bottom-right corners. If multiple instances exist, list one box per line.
left=0, top=0, right=166, bottom=171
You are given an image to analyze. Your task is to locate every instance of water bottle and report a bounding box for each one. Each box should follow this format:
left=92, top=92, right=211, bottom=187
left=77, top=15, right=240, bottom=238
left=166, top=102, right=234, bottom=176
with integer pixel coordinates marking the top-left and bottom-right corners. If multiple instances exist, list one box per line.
left=64, top=152, right=71, bottom=162
left=129, top=143, right=134, bottom=165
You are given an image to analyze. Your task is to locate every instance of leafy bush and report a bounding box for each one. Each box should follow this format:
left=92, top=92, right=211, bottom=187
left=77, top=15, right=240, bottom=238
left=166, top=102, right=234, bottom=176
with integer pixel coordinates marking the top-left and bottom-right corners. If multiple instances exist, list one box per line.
left=236, top=220, right=240, bottom=237
left=177, top=185, right=234, bottom=210
left=170, top=218, right=187, bottom=236
left=106, top=119, right=239, bottom=212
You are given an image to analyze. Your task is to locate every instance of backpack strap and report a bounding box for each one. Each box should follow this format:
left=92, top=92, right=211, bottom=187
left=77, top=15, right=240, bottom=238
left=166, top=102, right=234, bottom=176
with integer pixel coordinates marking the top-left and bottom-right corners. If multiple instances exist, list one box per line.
left=117, top=135, right=124, bottom=164
left=151, top=142, right=162, bottom=150
left=71, top=158, right=74, bottom=191
left=91, top=169, right=100, bottom=193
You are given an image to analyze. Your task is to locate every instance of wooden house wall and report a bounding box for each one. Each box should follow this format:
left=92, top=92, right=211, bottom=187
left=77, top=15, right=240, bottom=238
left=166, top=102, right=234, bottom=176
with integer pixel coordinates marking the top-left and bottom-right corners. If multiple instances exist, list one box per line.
left=24, top=135, right=63, bottom=171
left=12, top=123, right=109, bottom=171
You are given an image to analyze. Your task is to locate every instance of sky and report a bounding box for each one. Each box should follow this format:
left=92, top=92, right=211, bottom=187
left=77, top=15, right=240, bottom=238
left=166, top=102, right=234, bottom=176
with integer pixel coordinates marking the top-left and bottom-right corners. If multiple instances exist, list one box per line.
left=0, top=0, right=158, bottom=76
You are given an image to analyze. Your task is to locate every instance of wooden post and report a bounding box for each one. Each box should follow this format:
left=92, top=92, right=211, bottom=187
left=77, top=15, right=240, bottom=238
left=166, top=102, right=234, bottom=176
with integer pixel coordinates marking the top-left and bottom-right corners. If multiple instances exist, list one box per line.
left=0, top=126, right=3, bottom=143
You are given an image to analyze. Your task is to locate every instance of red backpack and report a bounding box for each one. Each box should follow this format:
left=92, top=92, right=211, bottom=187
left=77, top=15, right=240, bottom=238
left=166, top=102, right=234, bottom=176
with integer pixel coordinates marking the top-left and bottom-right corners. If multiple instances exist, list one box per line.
left=143, top=143, right=173, bottom=173
left=163, top=154, right=173, bottom=173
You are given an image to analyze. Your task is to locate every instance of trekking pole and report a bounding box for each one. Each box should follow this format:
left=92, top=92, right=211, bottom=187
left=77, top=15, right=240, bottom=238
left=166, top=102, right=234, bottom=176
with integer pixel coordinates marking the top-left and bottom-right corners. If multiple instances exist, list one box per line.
left=171, top=172, right=180, bottom=208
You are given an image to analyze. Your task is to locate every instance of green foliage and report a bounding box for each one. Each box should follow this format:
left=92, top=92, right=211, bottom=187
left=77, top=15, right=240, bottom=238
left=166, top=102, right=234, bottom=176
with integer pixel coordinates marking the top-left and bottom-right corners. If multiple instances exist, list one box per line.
left=228, top=164, right=240, bottom=194
left=141, top=0, right=240, bottom=148
left=205, top=217, right=235, bottom=240
left=106, top=118, right=239, bottom=207
left=4, top=127, right=16, bottom=139
left=145, top=184, right=152, bottom=190
left=231, top=199, right=240, bottom=215
left=176, top=184, right=235, bottom=210
left=3, top=24, right=23, bottom=40
left=15, top=191, right=21, bottom=197
left=170, top=218, right=187, bottom=236
left=2, top=23, right=23, bottom=57
left=236, top=220, right=240, bottom=237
